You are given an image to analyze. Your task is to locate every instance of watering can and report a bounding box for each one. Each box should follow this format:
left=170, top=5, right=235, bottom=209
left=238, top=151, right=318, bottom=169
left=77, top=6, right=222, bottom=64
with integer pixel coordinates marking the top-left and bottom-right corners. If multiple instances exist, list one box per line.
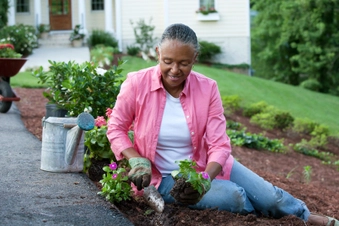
left=40, top=112, right=95, bottom=172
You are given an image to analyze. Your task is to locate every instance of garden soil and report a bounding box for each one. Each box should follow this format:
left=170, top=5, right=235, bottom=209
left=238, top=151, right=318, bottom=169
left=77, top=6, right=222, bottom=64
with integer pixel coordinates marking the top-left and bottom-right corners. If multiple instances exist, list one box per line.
left=14, top=87, right=339, bottom=226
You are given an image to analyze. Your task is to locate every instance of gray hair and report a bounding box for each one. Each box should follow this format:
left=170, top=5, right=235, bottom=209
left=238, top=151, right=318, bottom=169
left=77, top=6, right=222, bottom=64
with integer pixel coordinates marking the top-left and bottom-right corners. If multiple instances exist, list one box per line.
left=159, top=23, right=200, bottom=53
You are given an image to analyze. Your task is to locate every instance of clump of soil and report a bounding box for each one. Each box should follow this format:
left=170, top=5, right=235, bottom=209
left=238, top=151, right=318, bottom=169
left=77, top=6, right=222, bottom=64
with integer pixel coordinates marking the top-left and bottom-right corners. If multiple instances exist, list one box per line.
left=14, top=87, right=339, bottom=226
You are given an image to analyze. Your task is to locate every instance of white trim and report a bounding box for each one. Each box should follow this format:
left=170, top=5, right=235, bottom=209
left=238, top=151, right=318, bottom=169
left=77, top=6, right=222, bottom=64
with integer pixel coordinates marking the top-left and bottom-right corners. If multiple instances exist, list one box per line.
left=34, top=0, right=42, bottom=28
left=104, top=0, right=114, bottom=34
left=8, top=0, right=15, bottom=25
left=197, top=12, right=220, bottom=21
left=78, top=1, right=88, bottom=35
left=115, top=0, right=122, bottom=52
left=163, top=0, right=169, bottom=27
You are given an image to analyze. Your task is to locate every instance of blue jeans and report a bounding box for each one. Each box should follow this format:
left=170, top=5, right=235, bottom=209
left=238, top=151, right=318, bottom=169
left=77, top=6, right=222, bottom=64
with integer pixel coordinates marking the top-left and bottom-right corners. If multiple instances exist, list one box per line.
left=158, top=160, right=310, bottom=221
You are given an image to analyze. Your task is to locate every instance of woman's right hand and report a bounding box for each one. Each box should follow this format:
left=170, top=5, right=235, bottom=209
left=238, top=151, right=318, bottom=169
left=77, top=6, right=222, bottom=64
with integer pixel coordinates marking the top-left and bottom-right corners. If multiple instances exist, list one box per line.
left=128, top=157, right=152, bottom=190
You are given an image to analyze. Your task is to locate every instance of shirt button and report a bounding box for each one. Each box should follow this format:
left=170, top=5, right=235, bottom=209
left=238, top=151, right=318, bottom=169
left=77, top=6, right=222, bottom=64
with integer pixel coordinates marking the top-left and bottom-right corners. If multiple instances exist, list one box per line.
left=194, top=147, right=197, bottom=150
left=191, top=132, right=195, bottom=135
left=186, top=115, right=189, bottom=118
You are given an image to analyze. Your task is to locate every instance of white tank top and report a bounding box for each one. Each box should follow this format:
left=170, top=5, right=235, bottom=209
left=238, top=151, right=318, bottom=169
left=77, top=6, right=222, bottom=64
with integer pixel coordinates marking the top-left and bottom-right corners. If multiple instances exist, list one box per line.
left=155, top=91, right=193, bottom=176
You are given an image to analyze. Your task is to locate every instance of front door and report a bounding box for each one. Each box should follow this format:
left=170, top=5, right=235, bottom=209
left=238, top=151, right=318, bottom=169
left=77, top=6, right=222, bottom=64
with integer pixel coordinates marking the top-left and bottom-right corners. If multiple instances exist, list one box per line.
left=49, top=0, right=72, bottom=30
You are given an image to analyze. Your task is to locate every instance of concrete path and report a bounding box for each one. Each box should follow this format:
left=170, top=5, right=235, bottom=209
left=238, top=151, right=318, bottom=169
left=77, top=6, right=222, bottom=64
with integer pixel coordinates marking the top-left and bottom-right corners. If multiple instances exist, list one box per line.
left=1, top=46, right=134, bottom=226
left=20, top=46, right=91, bottom=71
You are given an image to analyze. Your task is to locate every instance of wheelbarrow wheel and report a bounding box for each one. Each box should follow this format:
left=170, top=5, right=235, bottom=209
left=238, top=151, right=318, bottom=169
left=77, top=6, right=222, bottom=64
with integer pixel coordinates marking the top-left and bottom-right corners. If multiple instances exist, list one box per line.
left=0, top=81, right=14, bottom=113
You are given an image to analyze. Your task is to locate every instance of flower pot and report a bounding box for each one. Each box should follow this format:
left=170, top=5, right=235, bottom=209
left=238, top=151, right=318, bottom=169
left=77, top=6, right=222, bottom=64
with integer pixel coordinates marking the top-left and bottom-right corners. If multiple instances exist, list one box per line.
left=0, top=58, right=27, bottom=77
left=45, top=103, right=68, bottom=119
left=40, top=32, right=49, bottom=40
left=72, top=39, right=83, bottom=47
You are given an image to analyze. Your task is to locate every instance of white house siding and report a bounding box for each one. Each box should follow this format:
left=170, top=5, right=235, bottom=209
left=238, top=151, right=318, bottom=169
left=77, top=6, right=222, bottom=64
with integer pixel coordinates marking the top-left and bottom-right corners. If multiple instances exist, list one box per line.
left=15, top=0, right=35, bottom=25
left=119, top=0, right=164, bottom=51
left=40, top=0, right=49, bottom=25
left=85, top=1, right=106, bottom=32
left=12, top=0, right=250, bottom=66
left=118, top=0, right=250, bottom=65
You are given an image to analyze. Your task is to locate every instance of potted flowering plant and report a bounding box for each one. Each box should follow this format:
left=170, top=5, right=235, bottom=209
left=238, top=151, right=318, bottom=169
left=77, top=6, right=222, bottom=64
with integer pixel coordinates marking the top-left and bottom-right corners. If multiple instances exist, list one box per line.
left=37, top=23, right=50, bottom=40
left=0, top=43, right=26, bottom=113
left=84, top=108, right=116, bottom=180
left=196, top=5, right=217, bottom=15
left=98, top=160, right=133, bottom=203
left=170, top=158, right=211, bottom=201
left=69, top=24, right=85, bottom=47
left=84, top=107, right=134, bottom=181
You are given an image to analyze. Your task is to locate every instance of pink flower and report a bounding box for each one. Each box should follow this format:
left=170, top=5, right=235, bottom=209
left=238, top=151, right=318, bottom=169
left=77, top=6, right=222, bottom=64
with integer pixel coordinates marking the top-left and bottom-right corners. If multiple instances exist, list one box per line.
left=105, top=108, right=113, bottom=118
left=95, top=116, right=106, bottom=127
left=201, top=172, right=209, bottom=180
left=109, top=162, right=117, bottom=170
left=112, top=174, right=118, bottom=179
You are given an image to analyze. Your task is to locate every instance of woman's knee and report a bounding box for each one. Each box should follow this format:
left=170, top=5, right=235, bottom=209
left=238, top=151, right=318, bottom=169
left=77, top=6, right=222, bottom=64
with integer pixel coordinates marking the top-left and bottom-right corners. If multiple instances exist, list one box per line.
left=219, top=187, right=252, bottom=214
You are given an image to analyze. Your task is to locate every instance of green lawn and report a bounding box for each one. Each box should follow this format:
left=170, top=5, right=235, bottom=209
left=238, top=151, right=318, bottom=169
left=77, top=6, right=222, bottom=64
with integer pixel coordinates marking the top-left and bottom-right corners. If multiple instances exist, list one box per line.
left=11, top=56, right=339, bottom=136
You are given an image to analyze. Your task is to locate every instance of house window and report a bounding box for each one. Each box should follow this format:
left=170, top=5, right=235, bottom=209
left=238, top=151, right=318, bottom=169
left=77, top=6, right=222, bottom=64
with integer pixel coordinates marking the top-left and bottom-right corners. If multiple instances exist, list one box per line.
left=16, top=0, right=29, bottom=13
left=199, top=0, right=216, bottom=13
left=92, top=0, right=104, bottom=11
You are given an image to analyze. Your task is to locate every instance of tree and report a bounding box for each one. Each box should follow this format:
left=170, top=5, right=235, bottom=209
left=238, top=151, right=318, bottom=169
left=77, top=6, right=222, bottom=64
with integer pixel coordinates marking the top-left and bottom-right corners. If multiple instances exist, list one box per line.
left=251, top=0, right=339, bottom=95
left=0, top=0, right=10, bottom=29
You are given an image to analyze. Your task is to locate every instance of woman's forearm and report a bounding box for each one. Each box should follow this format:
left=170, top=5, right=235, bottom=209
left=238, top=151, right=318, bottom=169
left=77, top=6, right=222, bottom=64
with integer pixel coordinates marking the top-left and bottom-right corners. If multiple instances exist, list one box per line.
left=121, top=147, right=141, bottom=160
left=205, top=162, right=222, bottom=181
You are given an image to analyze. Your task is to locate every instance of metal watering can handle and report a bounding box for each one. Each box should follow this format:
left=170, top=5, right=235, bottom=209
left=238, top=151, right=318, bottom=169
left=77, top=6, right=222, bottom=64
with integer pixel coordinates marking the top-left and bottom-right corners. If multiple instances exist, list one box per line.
left=65, top=112, right=95, bottom=165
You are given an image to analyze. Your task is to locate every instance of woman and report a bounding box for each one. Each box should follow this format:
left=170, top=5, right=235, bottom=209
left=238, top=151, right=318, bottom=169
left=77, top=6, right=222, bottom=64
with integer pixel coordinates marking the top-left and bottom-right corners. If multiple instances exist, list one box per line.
left=107, top=23, right=338, bottom=225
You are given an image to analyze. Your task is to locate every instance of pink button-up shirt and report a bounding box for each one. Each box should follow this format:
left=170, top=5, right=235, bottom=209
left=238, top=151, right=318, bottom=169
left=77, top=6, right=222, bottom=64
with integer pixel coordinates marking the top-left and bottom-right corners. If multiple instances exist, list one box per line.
left=107, top=65, right=234, bottom=194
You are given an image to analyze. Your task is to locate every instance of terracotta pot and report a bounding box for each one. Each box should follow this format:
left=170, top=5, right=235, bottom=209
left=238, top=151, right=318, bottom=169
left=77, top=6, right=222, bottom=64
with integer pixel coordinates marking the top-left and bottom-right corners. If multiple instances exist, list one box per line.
left=72, top=39, right=83, bottom=47
left=40, top=32, right=49, bottom=40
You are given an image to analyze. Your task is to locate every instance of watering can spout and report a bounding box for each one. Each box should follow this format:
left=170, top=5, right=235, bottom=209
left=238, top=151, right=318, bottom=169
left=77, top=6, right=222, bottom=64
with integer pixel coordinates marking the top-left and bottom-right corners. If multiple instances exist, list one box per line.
left=65, top=112, right=95, bottom=165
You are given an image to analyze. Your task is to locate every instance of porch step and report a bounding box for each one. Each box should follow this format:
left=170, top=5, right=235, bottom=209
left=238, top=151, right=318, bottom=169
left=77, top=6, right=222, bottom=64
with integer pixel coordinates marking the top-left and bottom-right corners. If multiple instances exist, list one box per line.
left=38, top=31, right=76, bottom=48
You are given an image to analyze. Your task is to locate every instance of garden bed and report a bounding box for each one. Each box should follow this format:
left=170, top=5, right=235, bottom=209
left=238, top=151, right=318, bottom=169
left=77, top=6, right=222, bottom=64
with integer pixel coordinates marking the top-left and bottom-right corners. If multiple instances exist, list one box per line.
left=14, top=87, right=339, bottom=226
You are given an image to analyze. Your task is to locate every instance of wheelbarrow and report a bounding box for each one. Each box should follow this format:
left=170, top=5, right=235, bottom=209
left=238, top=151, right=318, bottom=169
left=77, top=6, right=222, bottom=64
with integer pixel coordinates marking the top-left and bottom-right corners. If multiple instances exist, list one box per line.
left=0, top=58, right=27, bottom=113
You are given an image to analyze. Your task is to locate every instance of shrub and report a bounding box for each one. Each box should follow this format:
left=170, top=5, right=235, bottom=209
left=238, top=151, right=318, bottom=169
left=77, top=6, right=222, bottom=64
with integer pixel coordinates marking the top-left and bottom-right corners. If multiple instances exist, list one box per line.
left=250, top=111, right=277, bottom=130
left=127, top=45, right=141, bottom=56
left=198, top=40, right=221, bottom=63
left=274, top=111, right=294, bottom=130
left=87, top=29, right=119, bottom=49
left=226, top=120, right=243, bottom=130
left=300, top=79, right=322, bottom=92
left=0, top=24, right=38, bottom=56
left=292, top=118, right=319, bottom=135
left=222, top=95, right=242, bottom=115
left=90, top=45, right=114, bottom=68
left=293, top=141, right=334, bottom=162
left=243, top=101, right=269, bottom=117
left=130, top=18, right=156, bottom=53
left=33, top=60, right=124, bottom=118
left=0, top=0, right=9, bottom=29
left=226, top=129, right=285, bottom=153
left=311, top=124, right=330, bottom=137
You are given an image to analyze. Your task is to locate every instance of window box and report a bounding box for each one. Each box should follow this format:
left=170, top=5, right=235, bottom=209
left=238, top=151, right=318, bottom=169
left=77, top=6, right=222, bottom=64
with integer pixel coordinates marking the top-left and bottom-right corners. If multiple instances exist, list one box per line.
left=197, top=12, right=220, bottom=21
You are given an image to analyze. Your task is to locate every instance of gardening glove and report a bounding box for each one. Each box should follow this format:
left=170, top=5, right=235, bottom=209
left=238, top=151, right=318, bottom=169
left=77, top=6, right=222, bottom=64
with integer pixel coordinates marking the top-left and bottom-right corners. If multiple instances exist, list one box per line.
left=170, top=178, right=211, bottom=205
left=128, top=157, right=152, bottom=191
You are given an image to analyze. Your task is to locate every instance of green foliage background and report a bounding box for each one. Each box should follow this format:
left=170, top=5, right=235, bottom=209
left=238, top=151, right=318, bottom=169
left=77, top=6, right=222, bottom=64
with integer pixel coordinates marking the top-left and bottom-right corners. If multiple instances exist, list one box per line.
left=251, top=0, right=339, bottom=96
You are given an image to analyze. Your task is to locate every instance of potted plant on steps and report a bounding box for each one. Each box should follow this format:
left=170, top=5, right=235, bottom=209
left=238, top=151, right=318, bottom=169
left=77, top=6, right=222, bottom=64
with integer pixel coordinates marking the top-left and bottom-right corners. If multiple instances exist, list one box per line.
left=37, top=24, right=50, bottom=40
left=69, top=24, right=85, bottom=47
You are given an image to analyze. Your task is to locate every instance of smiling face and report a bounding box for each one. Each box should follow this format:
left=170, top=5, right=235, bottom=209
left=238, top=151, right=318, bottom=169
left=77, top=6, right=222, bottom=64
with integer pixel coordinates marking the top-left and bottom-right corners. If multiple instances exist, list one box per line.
left=156, top=39, right=198, bottom=97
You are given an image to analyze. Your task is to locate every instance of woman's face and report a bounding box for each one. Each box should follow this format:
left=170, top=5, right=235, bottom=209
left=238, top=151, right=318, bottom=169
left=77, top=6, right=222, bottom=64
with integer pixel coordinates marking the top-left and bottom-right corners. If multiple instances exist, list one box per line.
left=156, top=39, right=197, bottom=94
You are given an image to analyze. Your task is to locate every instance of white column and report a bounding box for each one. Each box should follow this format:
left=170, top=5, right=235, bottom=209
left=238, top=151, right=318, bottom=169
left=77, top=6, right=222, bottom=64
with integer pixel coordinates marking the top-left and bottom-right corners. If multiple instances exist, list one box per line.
left=105, top=0, right=114, bottom=34
left=163, top=0, right=169, bottom=27
left=78, top=0, right=88, bottom=35
left=115, top=0, right=122, bottom=52
left=34, top=0, right=42, bottom=28
left=8, top=0, right=15, bottom=25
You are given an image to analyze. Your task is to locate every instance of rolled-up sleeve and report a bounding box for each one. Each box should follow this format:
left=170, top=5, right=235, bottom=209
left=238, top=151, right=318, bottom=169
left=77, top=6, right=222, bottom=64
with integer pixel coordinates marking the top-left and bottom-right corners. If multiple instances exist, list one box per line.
left=107, top=74, right=135, bottom=160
